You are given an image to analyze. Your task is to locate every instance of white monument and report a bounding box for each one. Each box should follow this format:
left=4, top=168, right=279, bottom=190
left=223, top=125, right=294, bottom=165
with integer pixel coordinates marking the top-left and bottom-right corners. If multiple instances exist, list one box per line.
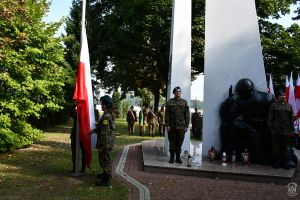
left=165, top=0, right=192, bottom=155
left=202, top=0, right=267, bottom=156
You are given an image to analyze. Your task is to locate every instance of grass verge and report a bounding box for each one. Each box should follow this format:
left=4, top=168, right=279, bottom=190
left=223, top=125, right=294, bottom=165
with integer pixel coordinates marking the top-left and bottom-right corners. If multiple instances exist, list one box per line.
left=0, top=118, right=161, bottom=200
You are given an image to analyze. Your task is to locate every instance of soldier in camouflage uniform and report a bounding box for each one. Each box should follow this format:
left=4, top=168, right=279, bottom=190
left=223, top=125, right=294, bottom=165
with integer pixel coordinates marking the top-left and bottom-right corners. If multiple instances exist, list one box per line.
left=139, top=103, right=149, bottom=136
left=268, top=92, right=295, bottom=169
left=165, top=87, right=190, bottom=164
left=158, top=106, right=166, bottom=136
left=95, top=95, right=116, bottom=186
left=147, top=106, right=158, bottom=137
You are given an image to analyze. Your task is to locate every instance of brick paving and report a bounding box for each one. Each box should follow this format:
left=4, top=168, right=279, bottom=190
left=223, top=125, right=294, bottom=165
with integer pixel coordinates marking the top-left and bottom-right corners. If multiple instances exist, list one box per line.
left=116, top=144, right=300, bottom=200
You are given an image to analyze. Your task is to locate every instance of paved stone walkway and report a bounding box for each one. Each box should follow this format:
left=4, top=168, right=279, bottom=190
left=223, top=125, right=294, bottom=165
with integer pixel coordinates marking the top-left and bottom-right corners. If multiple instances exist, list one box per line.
left=115, top=144, right=300, bottom=200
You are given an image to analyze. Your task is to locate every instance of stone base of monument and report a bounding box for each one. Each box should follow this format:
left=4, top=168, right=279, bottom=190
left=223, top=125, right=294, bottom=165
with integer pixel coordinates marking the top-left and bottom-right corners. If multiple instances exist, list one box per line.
left=142, top=139, right=299, bottom=185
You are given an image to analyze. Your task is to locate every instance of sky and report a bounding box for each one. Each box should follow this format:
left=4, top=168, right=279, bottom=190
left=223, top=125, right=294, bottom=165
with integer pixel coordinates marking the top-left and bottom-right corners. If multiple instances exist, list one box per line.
left=44, top=0, right=299, bottom=101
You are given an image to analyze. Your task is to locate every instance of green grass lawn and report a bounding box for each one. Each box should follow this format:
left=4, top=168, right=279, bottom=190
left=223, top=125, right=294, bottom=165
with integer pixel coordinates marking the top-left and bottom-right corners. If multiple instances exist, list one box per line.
left=0, top=118, right=161, bottom=200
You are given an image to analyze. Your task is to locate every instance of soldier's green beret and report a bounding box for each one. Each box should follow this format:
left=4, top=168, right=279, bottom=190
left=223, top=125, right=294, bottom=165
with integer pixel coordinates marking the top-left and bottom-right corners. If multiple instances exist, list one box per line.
left=173, top=86, right=181, bottom=93
left=100, top=95, right=112, bottom=108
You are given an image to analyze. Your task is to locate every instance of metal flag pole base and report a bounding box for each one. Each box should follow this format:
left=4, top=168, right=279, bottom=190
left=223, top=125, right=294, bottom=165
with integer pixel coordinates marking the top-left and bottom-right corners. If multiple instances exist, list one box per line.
left=72, top=172, right=86, bottom=177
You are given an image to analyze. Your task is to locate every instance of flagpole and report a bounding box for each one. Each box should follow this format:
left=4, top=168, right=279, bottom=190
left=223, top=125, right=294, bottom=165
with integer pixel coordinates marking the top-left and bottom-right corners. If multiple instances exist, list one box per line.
left=74, top=115, right=80, bottom=176
left=81, top=0, right=87, bottom=33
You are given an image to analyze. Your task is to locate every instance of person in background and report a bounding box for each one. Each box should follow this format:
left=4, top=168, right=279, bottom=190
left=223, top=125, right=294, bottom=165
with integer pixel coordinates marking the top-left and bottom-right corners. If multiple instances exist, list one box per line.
left=70, top=104, right=86, bottom=174
left=268, top=92, right=295, bottom=169
left=191, top=108, right=203, bottom=139
left=147, top=106, right=158, bottom=137
left=139, top=103, right=149, bottom=136
left=126, top=106, right=137, bottom=135
left=158, top=106, right=166, bottom=136
left=165, top=86, right=190, bottom=164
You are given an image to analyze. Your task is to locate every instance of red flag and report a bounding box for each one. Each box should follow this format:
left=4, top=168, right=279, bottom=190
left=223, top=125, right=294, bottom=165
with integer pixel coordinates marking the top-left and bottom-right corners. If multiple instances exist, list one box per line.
left=73, top=26, right=95, bottom=168
left=295, top=73, right=300, bottom=118
left=288, top=72, right=296, bottom=116
left=285, top=75, right=289, bottom=103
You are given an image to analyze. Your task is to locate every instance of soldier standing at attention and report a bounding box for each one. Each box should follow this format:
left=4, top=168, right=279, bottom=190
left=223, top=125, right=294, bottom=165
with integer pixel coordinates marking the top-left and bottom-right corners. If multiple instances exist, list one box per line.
left=191, top=108, right=203, bottom=139
left=268, top=92, right=294, bottom=169
left=93, top=95, right=115, bottom=186
left=165, top=86, right=190, bottom=164
left=158, top=106, right=166, bottom=136
left=126, top=106, right=137, bottom=135
left=147, top=106, right=158, bottom=137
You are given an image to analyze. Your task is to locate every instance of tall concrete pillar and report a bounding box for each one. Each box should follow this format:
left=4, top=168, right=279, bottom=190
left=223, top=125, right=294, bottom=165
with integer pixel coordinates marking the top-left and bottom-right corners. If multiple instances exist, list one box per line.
left=164, top=0, right=192, bottom=155
left=203, top=0, right=267, bottom=156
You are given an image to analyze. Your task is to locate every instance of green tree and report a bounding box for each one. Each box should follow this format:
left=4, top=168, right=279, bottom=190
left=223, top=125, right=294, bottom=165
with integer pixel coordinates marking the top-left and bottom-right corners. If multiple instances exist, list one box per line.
left=65, top=0, right=299, bottom=111
left=260, top=21, right=300, bottom=88
left=120, top=100, right=130, bottom=118
left=0, top=0, right=72, bottom=152
left=136, top=88, right=152, bottom=107
left=255, top=0, right=296, bottom=19
left=65, top=0, right=204, bottom=112
left=112, top=90, right=121, bottom=118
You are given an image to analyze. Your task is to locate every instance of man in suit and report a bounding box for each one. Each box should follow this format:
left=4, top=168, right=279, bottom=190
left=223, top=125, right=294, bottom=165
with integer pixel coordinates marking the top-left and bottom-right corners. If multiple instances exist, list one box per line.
left=126, top=106, right=137, bottom=135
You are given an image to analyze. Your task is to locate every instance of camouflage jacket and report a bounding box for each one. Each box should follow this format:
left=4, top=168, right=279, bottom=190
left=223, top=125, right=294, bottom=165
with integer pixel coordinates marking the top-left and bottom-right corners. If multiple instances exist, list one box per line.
left=139, top=108, right=149, bottom=124
left=147, top=110, right=157, bottom=124
left=96, top=112, right=115, bottom=149
left=158, top=111, right=165, bottom=124
left=268, top=102, right=294, bottom=136
left=165, top=98, right=190, bottom=129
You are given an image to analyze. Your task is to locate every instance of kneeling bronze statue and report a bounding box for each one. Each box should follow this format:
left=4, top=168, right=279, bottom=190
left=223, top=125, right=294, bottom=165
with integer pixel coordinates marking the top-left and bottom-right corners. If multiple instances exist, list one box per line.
left=220, top=79, right=275, bottom=164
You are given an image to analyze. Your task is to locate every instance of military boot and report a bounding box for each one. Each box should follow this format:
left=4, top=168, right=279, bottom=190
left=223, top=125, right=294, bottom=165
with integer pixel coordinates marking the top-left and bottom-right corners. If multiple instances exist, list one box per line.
left=97, top=172, right=104, bottom=180
left=169, top=153, right=174, bottom=164
left=175, top=152, right=183, bottom=164
left=95, top=173, right=111, bottom=187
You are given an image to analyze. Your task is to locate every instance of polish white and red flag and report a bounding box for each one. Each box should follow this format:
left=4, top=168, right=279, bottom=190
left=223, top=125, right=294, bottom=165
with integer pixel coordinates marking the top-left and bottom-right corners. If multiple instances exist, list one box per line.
left=73, top=25, right=96, bottom=168
left=288, top=72, right=297, bottom=116
left=268, top=74, right=275, bottom=97
left=295, top=73, right=300, bottom=118
left=285, top=75, right=289, bottom=103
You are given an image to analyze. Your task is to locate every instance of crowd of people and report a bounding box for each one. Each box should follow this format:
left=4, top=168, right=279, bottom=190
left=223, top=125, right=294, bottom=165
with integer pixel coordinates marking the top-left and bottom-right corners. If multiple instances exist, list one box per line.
left=128, top=104, right=168, bottom=137
left=126, top=102, right=203, bottom=138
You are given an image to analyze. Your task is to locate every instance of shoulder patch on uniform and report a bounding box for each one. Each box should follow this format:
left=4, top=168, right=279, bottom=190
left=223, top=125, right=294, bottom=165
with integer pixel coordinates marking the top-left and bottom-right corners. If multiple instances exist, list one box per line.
left=103, top=119, right=108, bottom=125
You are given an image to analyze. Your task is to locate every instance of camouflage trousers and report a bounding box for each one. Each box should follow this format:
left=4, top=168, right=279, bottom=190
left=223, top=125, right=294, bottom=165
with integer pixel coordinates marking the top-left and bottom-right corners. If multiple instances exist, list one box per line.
left=168, top=129, right=185, bottom=153
left=139, top=123, right=147, bottom=136
left=98, top=149, right=112, bottom=178
left=148, top=123, right=156, bottom=136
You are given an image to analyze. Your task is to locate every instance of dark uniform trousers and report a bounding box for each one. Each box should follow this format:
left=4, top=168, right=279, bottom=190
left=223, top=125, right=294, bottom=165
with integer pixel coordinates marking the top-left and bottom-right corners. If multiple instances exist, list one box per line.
left=159, top=124, right=165, bottom=136
left=71, top=135, right=86, bottom=171
left=128, top=123, right=135, bottom=135
left=168, top=129, right=185, bottom=153
left=272, top=135, right=291, bottom=162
